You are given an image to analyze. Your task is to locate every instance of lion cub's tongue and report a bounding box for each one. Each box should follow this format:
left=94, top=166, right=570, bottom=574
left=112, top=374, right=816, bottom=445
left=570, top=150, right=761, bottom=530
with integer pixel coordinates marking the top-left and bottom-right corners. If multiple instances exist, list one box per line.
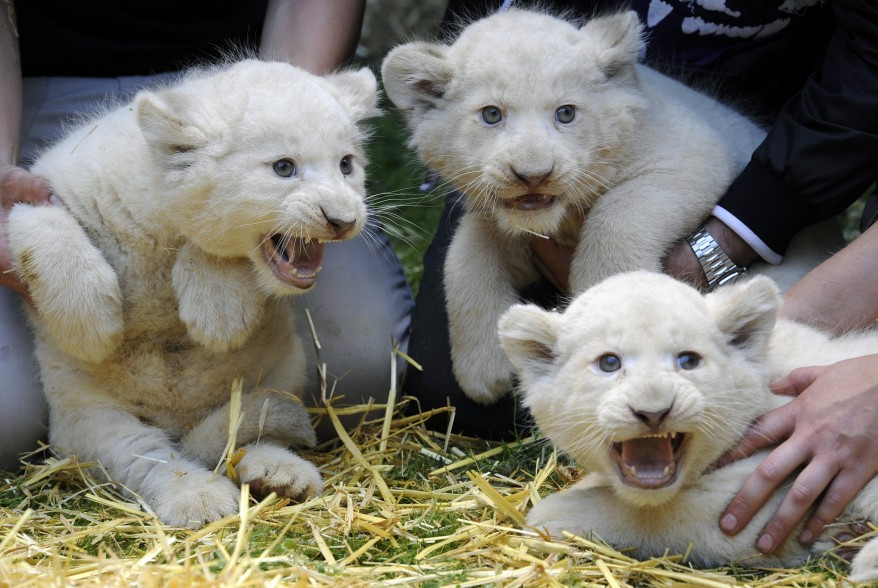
left=620, top=437, right=676, bottom=488
left=506, top=194, right=555, bottom=211
left=287, top=239, right=324, bottom=278
left=270, top=237, right=325, bottom=288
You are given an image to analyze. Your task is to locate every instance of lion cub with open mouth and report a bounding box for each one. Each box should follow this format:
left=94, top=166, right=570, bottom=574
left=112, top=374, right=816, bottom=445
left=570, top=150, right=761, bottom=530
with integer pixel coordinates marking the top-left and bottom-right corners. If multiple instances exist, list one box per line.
left=499, top=271, right=878, bottom=581
left=7, top=60, right=377, bottom=528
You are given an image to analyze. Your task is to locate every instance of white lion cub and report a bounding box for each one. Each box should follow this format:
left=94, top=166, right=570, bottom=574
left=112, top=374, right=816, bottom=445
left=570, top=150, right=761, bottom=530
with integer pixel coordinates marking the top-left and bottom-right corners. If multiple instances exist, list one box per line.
left=7, top=60, right=378, bottom=528
left=381, top=8, right=770, bottom=405
left=498, top=271, right=878, bottom=581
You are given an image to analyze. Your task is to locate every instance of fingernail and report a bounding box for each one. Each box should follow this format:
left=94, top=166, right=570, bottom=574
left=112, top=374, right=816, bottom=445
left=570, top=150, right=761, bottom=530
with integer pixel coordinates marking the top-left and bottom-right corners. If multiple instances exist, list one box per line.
left=720, top=513, right=737, bottom=533
left=757, top=534, right=774, bottom=553
left=799, top=529, right=813, bottom=544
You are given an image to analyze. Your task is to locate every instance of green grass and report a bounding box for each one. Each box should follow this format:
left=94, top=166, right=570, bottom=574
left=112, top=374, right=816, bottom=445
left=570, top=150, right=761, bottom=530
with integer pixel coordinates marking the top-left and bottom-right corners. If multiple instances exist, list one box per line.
left=364, top=91, right=445, bottom=297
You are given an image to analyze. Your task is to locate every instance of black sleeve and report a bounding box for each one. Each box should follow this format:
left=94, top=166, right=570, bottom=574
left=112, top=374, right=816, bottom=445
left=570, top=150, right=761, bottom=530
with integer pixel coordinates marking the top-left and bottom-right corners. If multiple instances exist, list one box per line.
left=403, top=195, right=532, bottom=440
left=718, top=0, right=878, bottom=256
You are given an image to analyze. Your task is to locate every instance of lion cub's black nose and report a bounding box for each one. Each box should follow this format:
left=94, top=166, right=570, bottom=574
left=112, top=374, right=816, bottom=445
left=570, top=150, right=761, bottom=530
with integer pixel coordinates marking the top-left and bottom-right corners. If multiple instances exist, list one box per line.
left=631, top=406, right=672, bottom=429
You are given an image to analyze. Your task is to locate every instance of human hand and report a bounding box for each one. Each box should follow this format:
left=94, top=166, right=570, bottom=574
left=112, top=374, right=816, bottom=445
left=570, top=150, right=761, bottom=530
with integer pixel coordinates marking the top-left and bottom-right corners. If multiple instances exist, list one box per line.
left=0, top=164, right=52, bottom=297
left=717, top=354, right=878, bottom=553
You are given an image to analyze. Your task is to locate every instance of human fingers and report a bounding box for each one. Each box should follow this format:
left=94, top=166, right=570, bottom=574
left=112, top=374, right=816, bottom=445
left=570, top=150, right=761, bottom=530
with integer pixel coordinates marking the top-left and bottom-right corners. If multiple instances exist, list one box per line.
left=798, top=464, right=873, bottom=546
left=751, top=456, right=839, bottom=553
left=0, top=165, right=52, bottom=206
left=770, top=365, right=826, bottom=397
left=719, top=436, right=810, bottom=537
left=715, top=401, right=796, bottom=467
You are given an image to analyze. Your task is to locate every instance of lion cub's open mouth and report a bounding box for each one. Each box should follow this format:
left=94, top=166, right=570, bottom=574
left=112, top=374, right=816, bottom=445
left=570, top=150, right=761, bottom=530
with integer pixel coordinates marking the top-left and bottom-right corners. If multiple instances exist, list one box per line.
left=610, top=432, right=688, bottom=489
left=503, top=193, right=557, bottom=211
left=262, top=234, right=324, bottom=289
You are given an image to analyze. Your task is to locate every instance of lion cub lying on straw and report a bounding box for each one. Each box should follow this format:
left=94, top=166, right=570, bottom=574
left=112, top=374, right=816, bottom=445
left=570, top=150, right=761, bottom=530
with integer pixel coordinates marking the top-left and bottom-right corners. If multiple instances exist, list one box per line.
left=7, top=60, right=378, bottom=528
left=498, top=271, right=878, bottom=581
left=381, top=9, right=772, bottom=405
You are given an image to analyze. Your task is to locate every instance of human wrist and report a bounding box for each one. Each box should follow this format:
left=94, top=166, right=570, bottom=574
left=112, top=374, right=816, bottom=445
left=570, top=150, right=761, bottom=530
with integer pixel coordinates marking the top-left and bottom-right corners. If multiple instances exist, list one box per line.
left=701, top=217, right=759, bottom=267
left=682, top=218, right=757, bottom=292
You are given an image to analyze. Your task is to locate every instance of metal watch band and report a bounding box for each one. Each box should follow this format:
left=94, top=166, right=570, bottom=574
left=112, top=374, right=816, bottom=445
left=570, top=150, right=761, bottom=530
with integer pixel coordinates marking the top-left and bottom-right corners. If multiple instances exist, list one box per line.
left=686, top=227, right=748, bottom=291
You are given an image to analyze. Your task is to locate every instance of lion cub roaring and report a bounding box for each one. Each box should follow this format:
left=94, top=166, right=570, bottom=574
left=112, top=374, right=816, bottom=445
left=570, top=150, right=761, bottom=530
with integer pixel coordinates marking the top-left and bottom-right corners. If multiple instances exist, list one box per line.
left=498, top=272, right=878, bottom=580
left=7, top=60, right=378, bottom=528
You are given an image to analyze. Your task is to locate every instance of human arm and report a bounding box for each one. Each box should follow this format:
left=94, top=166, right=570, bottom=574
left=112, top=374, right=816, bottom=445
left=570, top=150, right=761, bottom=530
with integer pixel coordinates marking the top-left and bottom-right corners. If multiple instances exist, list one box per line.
left=260, top=0, right=366, bottom=74
left=0, top=1, right=50, bottom=298
left=712, top=0, right=878, bottom=262
left=781, top=217, right=878, bottom=335
left=532, top=215, right=758, bottom=293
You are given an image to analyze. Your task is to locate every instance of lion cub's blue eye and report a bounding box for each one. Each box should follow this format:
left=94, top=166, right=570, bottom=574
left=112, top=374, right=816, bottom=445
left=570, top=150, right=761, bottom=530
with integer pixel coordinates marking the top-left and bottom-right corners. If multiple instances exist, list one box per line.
left=480, top=105, right=503, bottom=125
left=676, top=352, right=701, bottom=370
left=273, top=159, right=296, bottom=178
left=555, top=105, right=576, bottom=124
left=597, top=353, right=621, bottom=373
left=339, top=156, right=353, bottom=175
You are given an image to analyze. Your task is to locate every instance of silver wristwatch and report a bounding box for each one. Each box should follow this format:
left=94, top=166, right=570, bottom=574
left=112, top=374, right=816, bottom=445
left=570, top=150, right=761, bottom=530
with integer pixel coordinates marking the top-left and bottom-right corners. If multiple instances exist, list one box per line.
left=686, top=227, right=747, bottom=291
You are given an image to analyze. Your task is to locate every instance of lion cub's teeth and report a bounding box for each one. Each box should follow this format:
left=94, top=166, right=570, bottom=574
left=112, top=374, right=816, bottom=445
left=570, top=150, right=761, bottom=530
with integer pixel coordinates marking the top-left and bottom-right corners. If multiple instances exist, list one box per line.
left=639, top=432, right=679, bottom=439
left=626, top=464, right=637, bottom=477
left=663, top=465, right=671, bottom=477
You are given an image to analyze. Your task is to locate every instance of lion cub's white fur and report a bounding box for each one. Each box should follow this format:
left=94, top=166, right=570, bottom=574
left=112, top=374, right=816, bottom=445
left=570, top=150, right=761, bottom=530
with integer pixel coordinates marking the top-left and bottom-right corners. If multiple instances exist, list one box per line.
left=498, top=272, right=878, bottom=580
left=381, top=8, right=772, bottom=404
left=7, top=60, right=378, bottom=528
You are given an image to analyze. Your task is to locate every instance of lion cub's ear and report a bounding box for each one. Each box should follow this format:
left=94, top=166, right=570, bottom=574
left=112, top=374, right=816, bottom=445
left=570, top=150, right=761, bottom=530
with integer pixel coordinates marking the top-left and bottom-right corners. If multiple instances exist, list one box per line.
left=136, top=89, right=213, bottom=156
left=381, top=42, right=453, bottom=119
left=580, top=10, right=643, bottom=80
left=325, top=67, right=381, bottom=122
left=498, top=304, right=562, bottom=380
left=706, top=276, right=781, bottom=360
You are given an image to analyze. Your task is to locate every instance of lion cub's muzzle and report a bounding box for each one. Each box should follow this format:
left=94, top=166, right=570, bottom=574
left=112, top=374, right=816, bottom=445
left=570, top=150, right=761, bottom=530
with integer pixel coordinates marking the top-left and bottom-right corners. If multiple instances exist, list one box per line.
left=261, top=207, right=362, bottom=290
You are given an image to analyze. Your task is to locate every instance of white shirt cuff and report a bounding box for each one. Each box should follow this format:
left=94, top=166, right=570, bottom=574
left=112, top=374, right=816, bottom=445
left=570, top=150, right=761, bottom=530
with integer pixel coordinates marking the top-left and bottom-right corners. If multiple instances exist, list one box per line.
left=712, top=206, right=783, bottom=265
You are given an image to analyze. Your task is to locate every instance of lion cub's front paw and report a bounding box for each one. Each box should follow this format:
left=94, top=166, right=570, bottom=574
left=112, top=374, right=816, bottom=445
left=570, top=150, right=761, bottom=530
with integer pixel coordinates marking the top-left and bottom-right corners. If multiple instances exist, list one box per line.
left=7, top=204, right=122, bottom=362
left=452, top=344, right=513, bottom=405
left=236, top=444, right=323, bottom=503
left=152, top=469, right=240, bottom=529
left=172, top=244, right=264, bottom=352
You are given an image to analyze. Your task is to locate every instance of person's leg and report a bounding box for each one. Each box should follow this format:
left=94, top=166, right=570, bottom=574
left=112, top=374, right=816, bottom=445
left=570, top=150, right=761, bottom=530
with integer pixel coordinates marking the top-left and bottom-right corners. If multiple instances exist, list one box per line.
left=3, top=76, right=136, bottom=471
left=295, top=216, right=413, bottom=434
left=0, top=288, right=44, bottom=471
left=403, top=194, right=551, bottom=440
